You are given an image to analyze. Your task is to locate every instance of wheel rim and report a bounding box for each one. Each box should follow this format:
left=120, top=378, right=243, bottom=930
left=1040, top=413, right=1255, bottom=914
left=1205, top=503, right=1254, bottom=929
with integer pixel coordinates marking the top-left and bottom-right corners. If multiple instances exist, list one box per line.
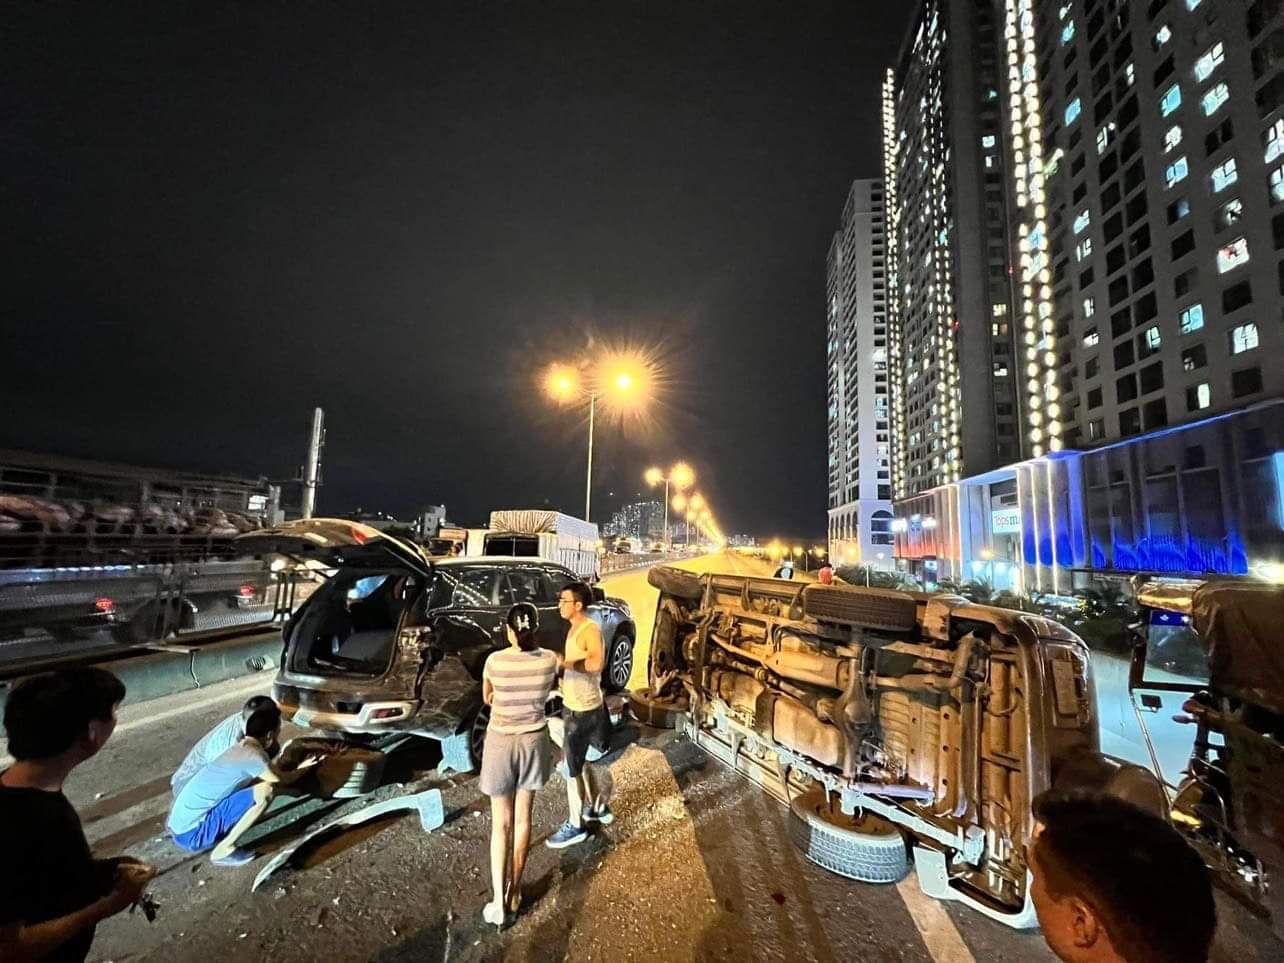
left=610, top=637, right=632, bottom=689
left=470, top=703, right=490, bottom=764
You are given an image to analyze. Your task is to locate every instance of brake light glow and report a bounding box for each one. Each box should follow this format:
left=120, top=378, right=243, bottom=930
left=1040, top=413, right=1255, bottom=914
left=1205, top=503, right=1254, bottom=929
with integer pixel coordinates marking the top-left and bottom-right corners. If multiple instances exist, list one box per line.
left=352, top=525, right=369, bottom=544
left=238, top=583, right=257, bottom=598
left=94, top=597, right=115, bottom=613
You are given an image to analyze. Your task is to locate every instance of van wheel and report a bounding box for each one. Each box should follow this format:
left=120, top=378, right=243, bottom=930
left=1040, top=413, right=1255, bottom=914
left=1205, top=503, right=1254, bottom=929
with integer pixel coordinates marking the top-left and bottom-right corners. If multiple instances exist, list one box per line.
left=604, top=632, right=634, bottom=693
left=647, top=566, right=703, bottom=601
left=628, top=686, right=687, bottom=729
left=787, top=786, right=910, bottom=884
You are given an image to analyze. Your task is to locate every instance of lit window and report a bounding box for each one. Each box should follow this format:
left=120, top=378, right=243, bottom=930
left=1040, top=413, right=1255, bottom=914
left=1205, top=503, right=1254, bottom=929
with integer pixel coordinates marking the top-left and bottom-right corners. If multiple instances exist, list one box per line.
left=1059, top=4, right=1072, bottom=18
left=1211, top=157, right=1238, bottom=193
left=1125, top=62, right=1136, bottom=86
left=1217, top=197, right=1244, bottom=229
left=1217, top=237, right=1250, bottom=273
left=1189, top=382, right=1211, bottom=411
left=1144, top=326, right=1162, bottom=351
left=1155, top=25, right=1172, bottom=48
left=1165, top=155, right=1189, bottom=187
left=1271, top=165, right=1284, bottom=204
left=1186, top=0, right=1202, bottom=8
left=1083, top=296, right=1096, bottom=317
left=1073, top=209, right=1091, bottom=233
left=1076, top=238, right=1093, bottom=261
left=1194, top=43, right=1225, bottom=83
left=1061, top=21, right=1075, bottom=44
left=1230, top=321, right=1259, bottom=354
left=1163, top=125, right=1182, bottom=153
left=1180, top=303, right=1205, bottom=334
left=1065, top=98, right=1082, bottom=125
left=1083, top=327, right=1100, bottom=347
left=1160, top=85, right=1182, bottom=117
left=1200, top=83, right=1230, bottom=116
left=1096, top=125, right=1114, bottom=154
left=1265, top=119, right=1284, bottom=163
left=982, top=134, right=996, bottom=149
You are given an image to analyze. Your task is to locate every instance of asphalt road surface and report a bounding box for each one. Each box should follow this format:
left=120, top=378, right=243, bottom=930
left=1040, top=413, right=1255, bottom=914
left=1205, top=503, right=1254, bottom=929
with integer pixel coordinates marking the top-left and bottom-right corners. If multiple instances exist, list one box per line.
left=4, top=552, right=1280, bottom=962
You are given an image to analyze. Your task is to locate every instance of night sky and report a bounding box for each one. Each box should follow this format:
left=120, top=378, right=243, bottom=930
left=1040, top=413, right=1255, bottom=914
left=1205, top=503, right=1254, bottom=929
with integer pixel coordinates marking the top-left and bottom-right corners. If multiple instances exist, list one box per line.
left=2, top=2, right=910, bottom=538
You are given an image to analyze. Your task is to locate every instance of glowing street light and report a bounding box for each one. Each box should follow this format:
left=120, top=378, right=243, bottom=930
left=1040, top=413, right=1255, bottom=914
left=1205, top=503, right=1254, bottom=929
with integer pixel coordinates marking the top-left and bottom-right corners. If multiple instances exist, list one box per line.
left=645, top=462, right=696, bottom=552
left=546, top=352, right=654, bottom=521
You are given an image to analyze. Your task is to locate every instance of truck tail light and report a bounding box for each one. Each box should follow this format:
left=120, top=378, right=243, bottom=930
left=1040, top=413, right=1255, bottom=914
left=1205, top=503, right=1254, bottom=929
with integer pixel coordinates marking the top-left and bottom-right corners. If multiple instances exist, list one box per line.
left=95, top=597, right=115, bottom=613
left=238, top=583, right=257, bottom=598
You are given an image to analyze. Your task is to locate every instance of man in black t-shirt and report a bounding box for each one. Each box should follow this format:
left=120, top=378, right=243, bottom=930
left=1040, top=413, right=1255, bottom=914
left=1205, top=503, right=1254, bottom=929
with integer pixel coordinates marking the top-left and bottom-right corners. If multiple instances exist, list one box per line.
left=0, top=668, right=152, bottom=962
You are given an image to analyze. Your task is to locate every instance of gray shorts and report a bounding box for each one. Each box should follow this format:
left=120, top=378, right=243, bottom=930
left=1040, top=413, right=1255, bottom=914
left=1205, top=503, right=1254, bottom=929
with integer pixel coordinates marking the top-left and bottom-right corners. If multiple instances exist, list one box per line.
left=480, top=726, right=553, bottom=797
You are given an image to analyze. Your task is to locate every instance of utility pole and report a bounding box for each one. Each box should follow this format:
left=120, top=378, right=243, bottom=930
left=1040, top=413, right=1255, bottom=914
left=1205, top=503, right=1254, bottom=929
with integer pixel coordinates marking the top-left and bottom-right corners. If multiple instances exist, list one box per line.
left=301, top=407, right=324, bottom=520
left=584, top=393, right=595, bottom=522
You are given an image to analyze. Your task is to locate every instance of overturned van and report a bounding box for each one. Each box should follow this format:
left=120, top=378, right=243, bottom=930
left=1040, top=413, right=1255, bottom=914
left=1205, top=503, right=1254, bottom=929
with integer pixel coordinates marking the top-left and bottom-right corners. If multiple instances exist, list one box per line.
left=631, top=567, right=1162, bottom=927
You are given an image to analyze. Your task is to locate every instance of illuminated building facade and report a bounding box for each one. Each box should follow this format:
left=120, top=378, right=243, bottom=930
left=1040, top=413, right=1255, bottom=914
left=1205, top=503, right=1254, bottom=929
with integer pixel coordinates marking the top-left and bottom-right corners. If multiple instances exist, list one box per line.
left=892, top=399, right=1284, bottom=589
left=882, top=0, right=1025, bottom=500
left=1033, top=0, right=1284, bottom=448
left=827, top=178, right=895, bottom=567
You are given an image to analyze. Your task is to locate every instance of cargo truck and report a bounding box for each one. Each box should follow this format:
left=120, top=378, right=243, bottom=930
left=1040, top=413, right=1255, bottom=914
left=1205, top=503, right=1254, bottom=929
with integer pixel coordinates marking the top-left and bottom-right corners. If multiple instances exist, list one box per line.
left=466, top=509, right=600, bottom=581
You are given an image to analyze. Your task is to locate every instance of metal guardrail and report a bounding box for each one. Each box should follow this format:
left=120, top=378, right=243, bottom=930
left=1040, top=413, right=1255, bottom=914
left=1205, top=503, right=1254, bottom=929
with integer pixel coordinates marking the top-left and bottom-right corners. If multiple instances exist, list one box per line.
left=600, top=551, right=697, bottom=576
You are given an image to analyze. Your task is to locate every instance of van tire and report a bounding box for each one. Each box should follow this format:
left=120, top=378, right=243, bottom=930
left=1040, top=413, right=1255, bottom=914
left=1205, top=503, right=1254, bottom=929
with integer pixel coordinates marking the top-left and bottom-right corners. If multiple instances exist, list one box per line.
left=787, top=786, right=910, bottom=884
left=801, top=585, right=918, bottom=633
left=628, top=686, right=687, bottom=729
left=647, top=566, right=703, bottom=601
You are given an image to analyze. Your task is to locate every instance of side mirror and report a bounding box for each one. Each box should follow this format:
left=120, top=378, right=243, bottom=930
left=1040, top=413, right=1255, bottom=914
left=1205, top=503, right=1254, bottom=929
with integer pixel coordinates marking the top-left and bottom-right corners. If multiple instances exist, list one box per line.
left=592, top=586, right=607, bottom=604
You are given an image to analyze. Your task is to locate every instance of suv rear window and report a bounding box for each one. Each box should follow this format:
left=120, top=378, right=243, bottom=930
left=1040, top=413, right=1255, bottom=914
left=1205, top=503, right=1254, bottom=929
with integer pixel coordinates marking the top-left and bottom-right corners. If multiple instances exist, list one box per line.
left=431, top=566, right=505, bottom=608
left=290, top=569, right=416, bottom=675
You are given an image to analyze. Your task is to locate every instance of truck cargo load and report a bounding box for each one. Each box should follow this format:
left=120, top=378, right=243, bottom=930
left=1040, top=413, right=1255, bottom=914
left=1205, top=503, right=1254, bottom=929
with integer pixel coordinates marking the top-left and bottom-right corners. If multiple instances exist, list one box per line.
left=0, top=448, right=311, bottom=650
left=479, top=509, right=599, bottom=580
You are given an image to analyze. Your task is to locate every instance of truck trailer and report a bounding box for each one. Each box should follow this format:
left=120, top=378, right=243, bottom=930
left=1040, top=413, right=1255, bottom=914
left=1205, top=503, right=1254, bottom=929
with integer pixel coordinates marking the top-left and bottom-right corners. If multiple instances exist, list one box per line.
left=469, top=510, right=600, bottom=581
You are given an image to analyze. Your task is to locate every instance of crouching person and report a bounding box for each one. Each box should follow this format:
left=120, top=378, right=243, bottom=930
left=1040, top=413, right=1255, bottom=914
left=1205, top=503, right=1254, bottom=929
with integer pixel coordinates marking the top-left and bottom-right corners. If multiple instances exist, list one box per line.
left=166, top=703, right=317, bottom=867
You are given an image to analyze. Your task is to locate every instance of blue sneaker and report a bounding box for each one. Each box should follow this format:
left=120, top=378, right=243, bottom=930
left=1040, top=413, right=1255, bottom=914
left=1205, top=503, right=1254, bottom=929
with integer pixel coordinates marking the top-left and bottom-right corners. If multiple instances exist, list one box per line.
left=583, top=805, right=615, bottom=826
left=545, top=821, right=589, bottom=849
left=211, top=847, right=257, bottom=867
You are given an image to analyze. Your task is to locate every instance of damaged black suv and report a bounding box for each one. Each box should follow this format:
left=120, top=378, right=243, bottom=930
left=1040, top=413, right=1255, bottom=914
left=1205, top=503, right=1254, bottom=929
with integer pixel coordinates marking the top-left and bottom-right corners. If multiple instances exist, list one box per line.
left=237, top=519, right=635, bottom=765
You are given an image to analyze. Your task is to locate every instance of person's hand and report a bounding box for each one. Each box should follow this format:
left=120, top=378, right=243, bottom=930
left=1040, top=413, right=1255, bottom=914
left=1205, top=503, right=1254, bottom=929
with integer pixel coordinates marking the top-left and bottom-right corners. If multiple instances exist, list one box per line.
left=100, top=866, right=152, bottom=917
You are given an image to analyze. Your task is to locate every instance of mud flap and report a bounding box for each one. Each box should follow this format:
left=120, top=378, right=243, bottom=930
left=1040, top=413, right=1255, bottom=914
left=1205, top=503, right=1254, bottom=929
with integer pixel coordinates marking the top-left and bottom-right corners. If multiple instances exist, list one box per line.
left=911, top=845, right=1039, bottom=929
left=252, top=788, right=445, bottom=892
left=438, top=729, right=474, bottom=774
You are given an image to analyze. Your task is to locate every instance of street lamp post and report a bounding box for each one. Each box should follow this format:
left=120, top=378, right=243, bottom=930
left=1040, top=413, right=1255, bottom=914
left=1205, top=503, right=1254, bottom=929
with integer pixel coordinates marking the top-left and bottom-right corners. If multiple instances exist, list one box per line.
left=646, top=463, right=694, bottom=552
left=546, top=355, right=649, bottom=523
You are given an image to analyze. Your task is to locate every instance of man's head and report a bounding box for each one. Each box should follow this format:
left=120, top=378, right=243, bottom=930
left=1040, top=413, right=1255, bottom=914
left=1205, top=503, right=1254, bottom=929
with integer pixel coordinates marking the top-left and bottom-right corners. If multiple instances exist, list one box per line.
left=243, top=703, right=282, bottom=745
left=4, top=667, right=126, bottom=764
left=241, top=695, right=276, bottom=724
left=1029, top=790, right=1215, bottom=963
left=557, top=581, right=593, bottom=622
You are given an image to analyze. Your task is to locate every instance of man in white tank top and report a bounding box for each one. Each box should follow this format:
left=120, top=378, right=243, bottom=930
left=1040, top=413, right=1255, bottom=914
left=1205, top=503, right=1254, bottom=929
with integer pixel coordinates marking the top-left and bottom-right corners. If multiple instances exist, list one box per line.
left=546, top=581, right=614, bottom=849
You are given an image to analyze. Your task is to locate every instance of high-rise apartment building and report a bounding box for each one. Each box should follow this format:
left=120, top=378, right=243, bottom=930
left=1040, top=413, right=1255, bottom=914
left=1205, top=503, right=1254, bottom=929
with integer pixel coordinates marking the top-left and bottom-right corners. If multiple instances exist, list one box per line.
left=826, top=179, right=894, bottom=565
left=882, top=0, right=1025, bottom=501
left=883, top=0, right=1284, bottom=588
left=1028, top=0, right=1283, bottom=447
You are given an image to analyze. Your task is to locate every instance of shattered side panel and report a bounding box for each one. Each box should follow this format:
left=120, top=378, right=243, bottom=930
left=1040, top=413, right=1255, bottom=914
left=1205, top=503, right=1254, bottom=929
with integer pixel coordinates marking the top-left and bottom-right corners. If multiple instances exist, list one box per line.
left=412, top=654, right=483, bottom=738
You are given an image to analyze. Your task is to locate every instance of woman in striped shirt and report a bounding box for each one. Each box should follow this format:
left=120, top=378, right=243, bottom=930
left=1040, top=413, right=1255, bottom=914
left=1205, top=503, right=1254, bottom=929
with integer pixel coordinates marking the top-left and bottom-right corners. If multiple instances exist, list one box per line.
left=479, top=601, right=559, bottom=928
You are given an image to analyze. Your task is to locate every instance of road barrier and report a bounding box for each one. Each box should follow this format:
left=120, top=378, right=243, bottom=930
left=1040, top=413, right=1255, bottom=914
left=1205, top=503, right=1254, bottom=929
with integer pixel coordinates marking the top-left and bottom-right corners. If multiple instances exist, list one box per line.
left=0, top=627, right=282, bottom=718
left=600, top=550, right=698, bottom=576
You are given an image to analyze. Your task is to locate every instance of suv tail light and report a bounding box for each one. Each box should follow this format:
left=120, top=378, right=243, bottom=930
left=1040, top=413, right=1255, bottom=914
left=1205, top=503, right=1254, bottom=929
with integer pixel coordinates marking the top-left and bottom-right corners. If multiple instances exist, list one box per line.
left=369, top=707, right=402, bottom=720
left=94, top=597, right=115, bottom=613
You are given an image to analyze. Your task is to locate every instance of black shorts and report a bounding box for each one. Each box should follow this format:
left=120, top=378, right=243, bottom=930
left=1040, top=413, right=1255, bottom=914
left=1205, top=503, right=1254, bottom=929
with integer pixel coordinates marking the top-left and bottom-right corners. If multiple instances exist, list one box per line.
left=562, top=703, right=610, bottom=778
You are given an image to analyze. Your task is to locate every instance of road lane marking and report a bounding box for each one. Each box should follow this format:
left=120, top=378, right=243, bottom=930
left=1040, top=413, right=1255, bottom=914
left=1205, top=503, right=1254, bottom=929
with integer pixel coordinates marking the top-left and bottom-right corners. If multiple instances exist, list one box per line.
left=896, top=874, right=976, bottom=963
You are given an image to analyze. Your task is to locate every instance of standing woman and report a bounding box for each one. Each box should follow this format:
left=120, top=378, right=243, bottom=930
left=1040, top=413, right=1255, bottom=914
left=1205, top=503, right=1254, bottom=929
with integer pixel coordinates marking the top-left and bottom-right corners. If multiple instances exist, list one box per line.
left=479, top=601, right=559, bottom=928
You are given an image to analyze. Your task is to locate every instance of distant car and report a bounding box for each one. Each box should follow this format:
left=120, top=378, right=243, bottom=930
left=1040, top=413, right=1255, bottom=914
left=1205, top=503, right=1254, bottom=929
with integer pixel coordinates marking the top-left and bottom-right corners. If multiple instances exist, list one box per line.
left=615, top=540, right=633, bottom=554
left=237, top=519, right=636, bottom=767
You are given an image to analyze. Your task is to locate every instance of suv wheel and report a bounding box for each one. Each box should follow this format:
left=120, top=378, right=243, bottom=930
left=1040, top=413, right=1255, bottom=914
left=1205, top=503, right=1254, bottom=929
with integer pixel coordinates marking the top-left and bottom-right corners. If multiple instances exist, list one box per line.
left=604, top=632, right=633, bottom=693
left=466, top=702, right=491, bottom=772
left=787, top=785, right=910, bottom=883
